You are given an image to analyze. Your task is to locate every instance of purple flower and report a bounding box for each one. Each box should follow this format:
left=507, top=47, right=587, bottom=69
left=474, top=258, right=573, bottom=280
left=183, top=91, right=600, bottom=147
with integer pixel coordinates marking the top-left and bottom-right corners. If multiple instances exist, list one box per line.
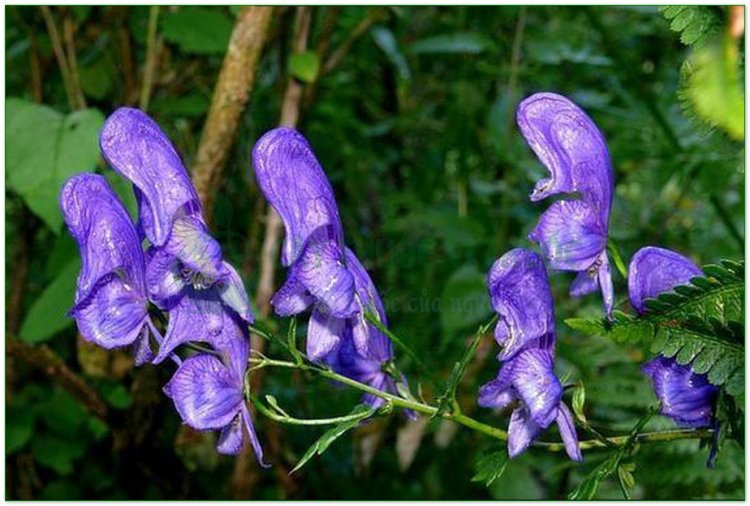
left=100, top=107, right=252, bottom=324
left=479, top=248, right=581, bottom=461
left=251, top=127, right=405, bottom=408
left=164, top=313, right=266, bottom=460
left=629, top=246, right=718, bottom=428
left=517, top=93, right=614, bottom=317
left=60, top=174, right=157, bottom=365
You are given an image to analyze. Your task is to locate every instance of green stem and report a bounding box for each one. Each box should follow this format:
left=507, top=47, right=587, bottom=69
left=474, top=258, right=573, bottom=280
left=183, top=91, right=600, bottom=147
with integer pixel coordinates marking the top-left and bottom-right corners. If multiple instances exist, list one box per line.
left=248, top=393, right=374, bottom=426
left=248, top=357, right=713, bottom=451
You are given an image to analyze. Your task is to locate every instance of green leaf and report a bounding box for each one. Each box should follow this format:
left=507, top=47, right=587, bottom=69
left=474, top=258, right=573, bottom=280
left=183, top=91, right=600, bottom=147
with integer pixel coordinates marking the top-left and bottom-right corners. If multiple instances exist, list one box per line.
left=288, top=51, right=320, bottom=83
left=19, top=259, right=80, bottom=343
left=31, top=434, right=87, bottom=476
left=569, top=452, right=621, bottom=500
left=472, top=448, right=509, bottom=487
left=660, top=6, right=723, bottom=46
left=36, top=388, right=88, bottom=436
left=371, top=26, right=411, bottom=81
left=6, top=99, right=104, bottom=230
left=291, top=405, right=374, bottom=474
left=409, top=32, right=492, bottom=54
left=100, top=382, right=134, bottom=410
left=79, top=58, right=113, bottom=100
left=683, top=35, right=744, bottom=141
left=162, top=7, right=234, bottom=55
left=6, top=408, right=35, bottom=455
left=440, top=264, right=492, bottom=336
left=572, top=382, right=587, bottom=423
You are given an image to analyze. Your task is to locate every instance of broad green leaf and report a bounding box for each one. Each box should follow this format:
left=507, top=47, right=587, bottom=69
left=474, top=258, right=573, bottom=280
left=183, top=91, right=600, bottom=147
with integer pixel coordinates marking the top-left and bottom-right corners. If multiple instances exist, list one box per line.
left=409, top=32, right=492, bottom=54
left=288, top=51, right=320, bottom=83
left=6, top=99, right=104, bottom=230
left=162, top=7, right=234, bottom=55
left=291, top=405, right=374, bottom=474
left=6, top=408, right=35, bottom=455
left=440, top=264, right=491, bottom=335
left=19, top=259, right=80, bottom=343
left=99, top=382, right=134, bottom=410
left=31, top=434, right=87, bottom=476
left=472, top=448, right=509, bottom=487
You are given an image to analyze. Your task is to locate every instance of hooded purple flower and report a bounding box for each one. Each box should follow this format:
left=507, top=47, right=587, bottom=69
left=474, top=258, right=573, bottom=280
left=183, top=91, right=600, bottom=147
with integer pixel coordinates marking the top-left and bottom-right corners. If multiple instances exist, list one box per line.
left=60, top=174, right=157, bottom=365
left=252, top=127, right=406, bottom=408
left=164, top=312, right=266, bottom=460
left=629, top=246, right=718, bottom=428
left=517, top=92, right=614, bottom=317
left=99, top=107, right=253, bottom=360
left=478, top=248, right=581, bottom=461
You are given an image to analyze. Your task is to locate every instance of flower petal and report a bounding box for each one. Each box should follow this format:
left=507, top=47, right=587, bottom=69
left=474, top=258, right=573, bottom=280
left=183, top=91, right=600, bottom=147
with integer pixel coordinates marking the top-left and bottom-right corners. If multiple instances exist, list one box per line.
left=153, top=290, right=224, bottom=363
left=477, top=376, right=515, bottom=411
left=294, top=227, right=356, bottom=318
left=507, top=407, right=541, bottom=458
left=556, top=403, right=583, bottom=462
left=145, top=247, right=185, bottom=307
left=271, top=274, right=314, bottom=316
left=306, top=308, right=345, bottom=361
left=241, top=404, right=269, bottom=467
left=529, top=199, right=607, bottom=272
left=217, top=261, right=254, bottom=323
left=164, top=354, right=242, bottom=430
left=628, top=246, right=703, bottom=314
left=507, top=348, right=562, bottom=428
left=216, top=415, right=244, bottom=455
left=252, top=127, right=346, bottom=266
left=516, top=92, right=613, bottom=207
left=163, top=216, right=224, bottom=283
left=100, top=107, right=202, bottom=247
left=60, top=174, right=147, bottom=304
left=72, top=273, right=149, bottom=350
left=487, top=248, right=556, bottom=360
left=132, top=325, right=155, bottom=366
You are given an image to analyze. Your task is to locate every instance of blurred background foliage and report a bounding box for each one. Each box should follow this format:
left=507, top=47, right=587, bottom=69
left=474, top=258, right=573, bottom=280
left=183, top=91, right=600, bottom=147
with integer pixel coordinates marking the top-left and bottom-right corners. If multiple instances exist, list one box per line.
left=5, top=5, right=745, bottom=500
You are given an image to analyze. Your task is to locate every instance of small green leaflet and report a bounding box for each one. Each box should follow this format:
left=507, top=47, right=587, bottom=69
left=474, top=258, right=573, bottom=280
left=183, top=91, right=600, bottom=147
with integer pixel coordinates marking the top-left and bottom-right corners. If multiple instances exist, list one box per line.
left=20, top=259, right=80, bottom=343
left=472, top=448, right=509, bottom=487
left=289, top=51, right=320, bottom=84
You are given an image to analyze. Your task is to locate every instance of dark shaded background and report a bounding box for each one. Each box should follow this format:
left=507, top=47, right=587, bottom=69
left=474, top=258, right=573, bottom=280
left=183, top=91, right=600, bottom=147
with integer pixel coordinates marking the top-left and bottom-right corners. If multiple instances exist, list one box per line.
left=5, top=5, right=744, bottom=499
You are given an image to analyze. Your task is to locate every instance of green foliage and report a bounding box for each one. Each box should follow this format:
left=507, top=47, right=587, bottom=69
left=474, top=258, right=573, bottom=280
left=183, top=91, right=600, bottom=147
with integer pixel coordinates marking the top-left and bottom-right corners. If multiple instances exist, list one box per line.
left=566, top=260, right=744, bottom=396
left=289, top=51, right=320, bottom=84
left=162, top=7, right=234, bottom=55
left=439, top=265, right=492, bottom=337
left=19, top=259, right=79, bottom=343
left=409, top=32, right=492, bottom=54
left=291, top=405, right=375, bottom=474
left=471, top=448, right=509, bottom=487
left=660, top=6, right=723, bottom=46
left=6, top=99, right=104, bottom=230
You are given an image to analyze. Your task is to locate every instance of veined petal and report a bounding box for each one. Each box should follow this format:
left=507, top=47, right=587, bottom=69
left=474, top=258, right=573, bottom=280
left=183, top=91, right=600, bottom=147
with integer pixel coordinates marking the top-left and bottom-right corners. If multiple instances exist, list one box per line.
left=477, top=375, right=515, bottom=411
left=241, top=404, right=269, bottom=468
left=72, top=273, right=149, bottom=349
left=294, top=227, right=356, bottom=318
left=271, top=274, right=314, bottom=316
left=164, top=354, right=242, bottom=430
left=164, top=216, right=224, bottom=283
left=516, top=92, right=613, bottom=209
left=60, top=174, right=146, bottom=304
left=345, top=248, right=392, bottom=362
left=252, top=127, right=346, bottom=266
left=507, top=407, right=541, bottom=458
left=628, top=246, right=703, bottom=314
left=570, top=270, right=598, bottom=297
left=507, top=348, right=562, bottom=428
left=133, top=325, right=156, bottom=366
left=556, top=403, right=583, bottom=462
left=216, top=415, right=244, bottom=455
left=153, top=290, right=224, bottom=363
left=597, top=252, right=614, bottom=318
left=212, top=312, right=250, bottom=381
left=217, top=261, right=254, bottom=323
left=643, top=356, right=718, bottom=428
left=306, top=308, right=345, bottom=361
left=100, top=107, right=202, bottom=247
left=487, top=248, right=555, bottom=360
left=529, top=199, right=607, bottom=272
left=145, top=247, right=185, bottom=307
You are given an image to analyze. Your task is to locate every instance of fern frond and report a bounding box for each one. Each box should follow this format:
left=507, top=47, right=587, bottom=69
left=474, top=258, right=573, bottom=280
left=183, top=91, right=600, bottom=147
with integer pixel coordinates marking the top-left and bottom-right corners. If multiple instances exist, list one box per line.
left=660, top=6, right=724, bottom=47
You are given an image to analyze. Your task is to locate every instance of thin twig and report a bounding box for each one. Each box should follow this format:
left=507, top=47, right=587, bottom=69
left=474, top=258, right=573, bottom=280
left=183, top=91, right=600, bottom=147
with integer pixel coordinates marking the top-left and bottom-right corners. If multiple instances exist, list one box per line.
left=321, top=8, right=387, bottom=75
left=62, top=11, right=86, bottom=109
left=191, top=6, right=275, bottom=223
left=39, top=6, right=77, bottom=110
left=139, top=5, right=160, bottom=112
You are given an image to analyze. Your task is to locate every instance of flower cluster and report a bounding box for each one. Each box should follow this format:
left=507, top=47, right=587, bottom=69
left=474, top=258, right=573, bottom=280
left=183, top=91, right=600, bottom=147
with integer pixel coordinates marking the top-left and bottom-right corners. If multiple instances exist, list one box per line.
left=629, top=247, right=719, bottom=428
left=478, top=248, right=581, bottom=461
left=252, top=127, right=409, bottom=411
left=61, top=108, right=264, bottom=463
left=517, top=93, right=615, bottom=318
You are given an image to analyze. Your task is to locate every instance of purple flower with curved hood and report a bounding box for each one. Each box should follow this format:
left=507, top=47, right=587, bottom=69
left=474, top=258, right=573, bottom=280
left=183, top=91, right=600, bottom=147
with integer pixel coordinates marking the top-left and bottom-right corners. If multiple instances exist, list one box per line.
left=479, top=248, right=581, bottom=461
left=629, top=246, right=718, bottom=428
left=60, top=174, right=157, bottom=365
left=164, top=313, right=266, bottom=461
left=99, top=107, right=252, bottom=359
left=517, top=92, right=614, bottom=317
left=252, top=127, right=408, bottom=407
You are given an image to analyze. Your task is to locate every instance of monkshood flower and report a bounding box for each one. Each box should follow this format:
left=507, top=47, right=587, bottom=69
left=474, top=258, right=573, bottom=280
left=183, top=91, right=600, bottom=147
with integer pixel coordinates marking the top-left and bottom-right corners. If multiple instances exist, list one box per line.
left=629, top=246, right=719, bottom=428
left=252, top=127, right=406, bottom=408
left=517, top=92, right=614, bottom=317
left=478, top=248, right=581, bottom=461
left=164, top=312, right=266, bottom=461
left=60, top=174, right=157, bottom=365
left=99, top=107, right=253, bottom=360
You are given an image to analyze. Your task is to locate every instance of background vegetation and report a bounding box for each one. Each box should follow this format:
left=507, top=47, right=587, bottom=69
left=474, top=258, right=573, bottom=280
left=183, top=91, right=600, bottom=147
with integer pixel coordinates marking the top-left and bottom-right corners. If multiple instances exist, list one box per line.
left=5, top=5, right=745, bottom=499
